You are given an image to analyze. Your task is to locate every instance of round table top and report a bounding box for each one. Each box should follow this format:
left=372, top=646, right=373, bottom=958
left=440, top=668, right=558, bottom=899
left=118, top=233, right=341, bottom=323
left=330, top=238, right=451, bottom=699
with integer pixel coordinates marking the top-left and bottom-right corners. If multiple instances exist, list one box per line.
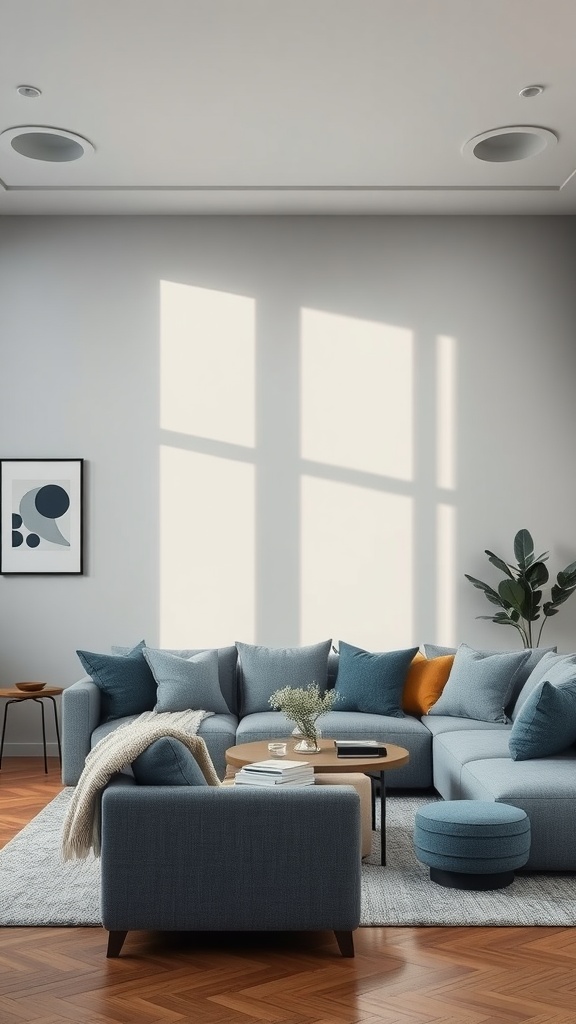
left=225, top=737, right=410, bottom=773
left=0, top=686, right=63, bottom=699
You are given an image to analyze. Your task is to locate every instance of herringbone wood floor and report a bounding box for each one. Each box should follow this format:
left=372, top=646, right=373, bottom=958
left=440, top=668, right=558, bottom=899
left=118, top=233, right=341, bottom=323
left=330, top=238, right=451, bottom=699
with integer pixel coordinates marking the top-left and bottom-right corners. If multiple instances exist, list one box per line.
left=1, top=758, right=575, bottom=1024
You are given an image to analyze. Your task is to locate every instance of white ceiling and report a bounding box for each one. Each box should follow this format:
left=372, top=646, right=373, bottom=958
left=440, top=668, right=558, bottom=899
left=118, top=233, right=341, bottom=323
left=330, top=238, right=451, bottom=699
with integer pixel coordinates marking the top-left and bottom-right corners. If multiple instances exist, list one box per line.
left=1, top=0, right=576, bottom=216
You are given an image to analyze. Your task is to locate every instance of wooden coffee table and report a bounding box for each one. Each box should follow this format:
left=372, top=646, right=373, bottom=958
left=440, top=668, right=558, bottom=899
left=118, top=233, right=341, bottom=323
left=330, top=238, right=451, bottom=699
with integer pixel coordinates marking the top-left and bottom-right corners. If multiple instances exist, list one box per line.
left=225, top=738, right=409, bottom=865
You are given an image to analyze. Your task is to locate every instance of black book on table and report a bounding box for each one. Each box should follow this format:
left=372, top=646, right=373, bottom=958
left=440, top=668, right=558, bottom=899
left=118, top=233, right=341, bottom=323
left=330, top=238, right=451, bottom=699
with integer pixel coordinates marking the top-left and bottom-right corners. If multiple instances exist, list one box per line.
left=335, top=743, right=387, bottom=758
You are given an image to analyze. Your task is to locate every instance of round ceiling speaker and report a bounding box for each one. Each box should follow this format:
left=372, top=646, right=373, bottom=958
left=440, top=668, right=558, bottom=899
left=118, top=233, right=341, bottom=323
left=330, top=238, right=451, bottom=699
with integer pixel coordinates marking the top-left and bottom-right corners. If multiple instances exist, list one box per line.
left=462, top=125, right=557, bottom=163
left=0, top=125, right=95, bottom=162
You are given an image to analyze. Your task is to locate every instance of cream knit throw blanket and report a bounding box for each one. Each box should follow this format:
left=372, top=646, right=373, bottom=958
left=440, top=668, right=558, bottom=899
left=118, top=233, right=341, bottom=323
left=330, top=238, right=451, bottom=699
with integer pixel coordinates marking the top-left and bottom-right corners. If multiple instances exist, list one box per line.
left=61, top=709, right=220, bottom=861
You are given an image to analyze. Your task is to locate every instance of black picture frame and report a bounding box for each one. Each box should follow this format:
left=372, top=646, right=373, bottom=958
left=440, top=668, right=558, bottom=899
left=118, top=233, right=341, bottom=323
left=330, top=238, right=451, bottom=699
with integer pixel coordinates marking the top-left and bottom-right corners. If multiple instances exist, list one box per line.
left=0, top=458, right=84, bottom=575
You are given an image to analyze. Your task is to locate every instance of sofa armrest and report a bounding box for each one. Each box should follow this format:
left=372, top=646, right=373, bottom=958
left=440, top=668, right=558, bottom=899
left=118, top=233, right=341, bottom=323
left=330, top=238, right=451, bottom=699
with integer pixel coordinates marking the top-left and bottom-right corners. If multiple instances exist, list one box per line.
left=61, top=677, right=101, bottom=785
left=100, top=780, right=361, bottom=934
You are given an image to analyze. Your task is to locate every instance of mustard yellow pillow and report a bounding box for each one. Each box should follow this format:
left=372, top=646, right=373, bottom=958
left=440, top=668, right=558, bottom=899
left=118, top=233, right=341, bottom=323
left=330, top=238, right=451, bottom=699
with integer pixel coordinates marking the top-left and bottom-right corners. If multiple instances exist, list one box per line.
left=402, top=653, right=455, bottom=715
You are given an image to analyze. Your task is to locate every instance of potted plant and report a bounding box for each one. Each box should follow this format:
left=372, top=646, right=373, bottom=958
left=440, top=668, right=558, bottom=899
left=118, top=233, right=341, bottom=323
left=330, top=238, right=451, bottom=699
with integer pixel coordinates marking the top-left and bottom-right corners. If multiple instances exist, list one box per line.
left=269, top=683, right=339, bottom=752
left=465, top=528, right=576, bottom=647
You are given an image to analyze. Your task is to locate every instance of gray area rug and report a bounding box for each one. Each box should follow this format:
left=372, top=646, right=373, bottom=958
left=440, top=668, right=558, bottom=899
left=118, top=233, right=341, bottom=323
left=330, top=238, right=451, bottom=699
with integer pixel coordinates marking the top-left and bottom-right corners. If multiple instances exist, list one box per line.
left=1, top=790, right=575, bottom=927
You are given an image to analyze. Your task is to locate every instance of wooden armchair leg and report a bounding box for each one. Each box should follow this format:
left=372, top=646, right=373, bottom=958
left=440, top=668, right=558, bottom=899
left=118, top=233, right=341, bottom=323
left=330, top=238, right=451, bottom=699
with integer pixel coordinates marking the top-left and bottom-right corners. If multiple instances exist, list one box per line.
left=106, top=930, right=128, bottom=958
left=334, top=930, right=355, bottom=957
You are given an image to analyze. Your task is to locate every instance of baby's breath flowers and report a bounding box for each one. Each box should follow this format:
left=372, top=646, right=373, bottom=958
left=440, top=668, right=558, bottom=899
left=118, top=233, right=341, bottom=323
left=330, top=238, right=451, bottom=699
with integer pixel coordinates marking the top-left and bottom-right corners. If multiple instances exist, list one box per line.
left=269, top=683, right=339, bottom=743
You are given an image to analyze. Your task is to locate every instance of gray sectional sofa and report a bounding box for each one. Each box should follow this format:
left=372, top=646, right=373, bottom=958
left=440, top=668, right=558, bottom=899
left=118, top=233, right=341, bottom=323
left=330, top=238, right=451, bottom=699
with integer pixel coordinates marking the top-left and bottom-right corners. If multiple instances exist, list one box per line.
left=62, top=641, right=576, bottom=871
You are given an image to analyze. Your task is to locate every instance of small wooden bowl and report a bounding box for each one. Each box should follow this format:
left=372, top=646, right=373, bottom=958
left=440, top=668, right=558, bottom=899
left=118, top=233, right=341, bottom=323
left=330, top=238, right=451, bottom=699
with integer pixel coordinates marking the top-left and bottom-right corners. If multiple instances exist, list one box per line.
left=15, top=682, right=46, bottom=692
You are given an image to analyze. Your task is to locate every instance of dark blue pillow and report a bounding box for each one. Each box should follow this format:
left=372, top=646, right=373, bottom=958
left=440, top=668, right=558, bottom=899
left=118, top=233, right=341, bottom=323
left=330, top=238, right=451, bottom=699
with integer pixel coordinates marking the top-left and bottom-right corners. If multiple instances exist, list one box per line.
left=76, top=640, right=157, bottom=722
left=334, top=642, right=419, bottom=716
left=509, top=671, right=576, bottom=761
left=132, top=737, right=209, bottom=786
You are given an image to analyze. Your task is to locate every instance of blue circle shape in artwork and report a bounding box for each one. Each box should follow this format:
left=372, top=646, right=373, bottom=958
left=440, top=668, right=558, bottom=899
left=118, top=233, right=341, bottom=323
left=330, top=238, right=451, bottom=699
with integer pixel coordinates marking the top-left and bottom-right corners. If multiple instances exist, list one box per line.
left=35, top=484, right=70, bottom=520
left=12, top=530, right=24, bottom=547
left=12, top=513, right=23, bottom=529
left=26, top=533, right=40, bottom=548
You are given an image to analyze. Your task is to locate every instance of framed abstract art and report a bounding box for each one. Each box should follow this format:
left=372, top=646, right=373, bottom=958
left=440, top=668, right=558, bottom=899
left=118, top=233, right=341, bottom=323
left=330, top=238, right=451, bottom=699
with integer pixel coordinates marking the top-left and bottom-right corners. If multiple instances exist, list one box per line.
left=0, top=459, right=84, bottom=575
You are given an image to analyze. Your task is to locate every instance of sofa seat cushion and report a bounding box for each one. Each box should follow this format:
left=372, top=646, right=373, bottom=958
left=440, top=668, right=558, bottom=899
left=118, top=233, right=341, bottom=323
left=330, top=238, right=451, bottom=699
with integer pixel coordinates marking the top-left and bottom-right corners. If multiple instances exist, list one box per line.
left=457, top=754, right=576, bottom=870
left=432, top=729, right=513, bottom=803
left=91, top=715, right=141, bottom=747
left=435, top=729, right=513, bottom=766
left=422, top=715, right=511, bottom=737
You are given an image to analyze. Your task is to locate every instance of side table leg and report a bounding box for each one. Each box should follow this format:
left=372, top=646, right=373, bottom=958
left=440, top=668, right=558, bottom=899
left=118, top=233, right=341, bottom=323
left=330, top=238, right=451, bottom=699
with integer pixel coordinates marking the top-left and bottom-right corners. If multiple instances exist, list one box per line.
left=46, top=696, right=62, bottom=766
left=380, top=771, right=387, bottom=866
left=0, top=701, right=15, bottom=771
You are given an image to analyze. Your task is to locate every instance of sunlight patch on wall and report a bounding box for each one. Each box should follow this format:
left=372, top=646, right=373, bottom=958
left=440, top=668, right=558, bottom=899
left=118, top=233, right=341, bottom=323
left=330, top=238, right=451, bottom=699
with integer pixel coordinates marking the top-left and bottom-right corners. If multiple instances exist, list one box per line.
left=300, top=308, right=414, bottom=480
left=160, top=281, right=255, bottom=446
left=436, top=502, right=457, bottom=646
left=159, top=447, right=255, bottom=647
left=436, top=334, right=457, bottom=491
left=300, top=475, right=413, bottom=649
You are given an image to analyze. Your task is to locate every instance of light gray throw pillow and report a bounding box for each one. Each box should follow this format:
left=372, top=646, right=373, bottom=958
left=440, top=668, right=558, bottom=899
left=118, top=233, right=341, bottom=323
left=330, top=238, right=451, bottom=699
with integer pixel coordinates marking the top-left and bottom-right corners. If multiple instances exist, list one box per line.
left=143, top=647, right=229, bottom=714
left=424, top=644, right=556, bottom=710
left=427, top=643, right=531, bottom=723
left=236, top=639, right=331, bottom=716
left=511, top=651, right=576, bottom=720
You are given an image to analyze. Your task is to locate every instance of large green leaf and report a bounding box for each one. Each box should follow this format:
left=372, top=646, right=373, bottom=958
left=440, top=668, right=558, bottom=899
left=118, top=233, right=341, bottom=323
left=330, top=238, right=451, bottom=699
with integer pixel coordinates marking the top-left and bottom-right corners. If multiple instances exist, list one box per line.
left=525, top=561, right=549, bottom=589
left=464, top=574, right=505, bottom=607
left=485, top=550, right=514, bottom=578
left=498, top=578, right=527, bottom=615
left=514, top=529, right=535, bottom=570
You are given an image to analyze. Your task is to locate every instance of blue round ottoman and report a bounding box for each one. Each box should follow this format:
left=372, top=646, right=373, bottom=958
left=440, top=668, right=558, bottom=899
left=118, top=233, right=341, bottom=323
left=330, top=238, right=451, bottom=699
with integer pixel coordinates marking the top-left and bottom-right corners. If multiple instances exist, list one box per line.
left=414, top=801, right=531, bottom=891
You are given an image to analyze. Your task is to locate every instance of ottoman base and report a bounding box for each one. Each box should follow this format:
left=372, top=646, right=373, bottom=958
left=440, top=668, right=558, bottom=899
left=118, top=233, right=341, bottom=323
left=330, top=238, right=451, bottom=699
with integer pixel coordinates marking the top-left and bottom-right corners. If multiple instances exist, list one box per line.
left=430, top=867, right=515, bottom=891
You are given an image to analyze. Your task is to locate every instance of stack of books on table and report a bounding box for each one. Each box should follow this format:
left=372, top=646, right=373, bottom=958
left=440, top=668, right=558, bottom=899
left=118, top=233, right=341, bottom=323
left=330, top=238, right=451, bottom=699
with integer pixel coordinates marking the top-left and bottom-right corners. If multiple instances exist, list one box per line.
left=335, top=740, right=387, bottom=758
left=234, top=759, right=315, bottom=787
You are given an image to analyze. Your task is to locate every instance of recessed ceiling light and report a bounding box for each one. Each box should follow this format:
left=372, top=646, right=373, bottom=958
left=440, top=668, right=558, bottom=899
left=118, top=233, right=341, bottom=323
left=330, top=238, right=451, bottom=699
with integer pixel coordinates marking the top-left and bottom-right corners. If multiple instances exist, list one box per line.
left=462, top=125, right=557, bottom=163
left=519, top=85, right=544, bottom=98
left=0, top=125, right=95, bottom=162
left=17, top=85, right=42, bottom=98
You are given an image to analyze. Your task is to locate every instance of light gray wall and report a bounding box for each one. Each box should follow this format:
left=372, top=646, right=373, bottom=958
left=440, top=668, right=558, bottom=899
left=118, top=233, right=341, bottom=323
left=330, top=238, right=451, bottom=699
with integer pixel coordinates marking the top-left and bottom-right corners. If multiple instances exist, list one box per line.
left=1, top=215, right=576, bottom=755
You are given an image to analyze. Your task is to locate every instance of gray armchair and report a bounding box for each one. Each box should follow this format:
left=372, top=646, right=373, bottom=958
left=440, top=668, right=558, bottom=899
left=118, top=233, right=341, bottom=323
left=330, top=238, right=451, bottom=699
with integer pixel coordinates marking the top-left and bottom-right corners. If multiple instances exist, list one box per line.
left=100, top=776, right=362, bottom=958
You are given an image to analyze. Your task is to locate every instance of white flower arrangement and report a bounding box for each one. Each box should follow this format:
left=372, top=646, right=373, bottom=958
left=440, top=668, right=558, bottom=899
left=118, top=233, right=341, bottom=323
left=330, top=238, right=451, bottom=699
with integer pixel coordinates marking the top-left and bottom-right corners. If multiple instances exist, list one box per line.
left=268, top=683, right=339, bottom=742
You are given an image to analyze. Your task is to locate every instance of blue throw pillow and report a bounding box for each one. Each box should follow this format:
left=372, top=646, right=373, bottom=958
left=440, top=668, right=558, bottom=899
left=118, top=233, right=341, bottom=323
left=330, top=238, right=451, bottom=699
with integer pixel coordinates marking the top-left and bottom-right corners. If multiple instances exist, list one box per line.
left=334, top=642, right=419, bottom=716
left=509, top=672, right=576, bottom=760
left=427, top=644, right=531, bottom=723
left=113, top=643, right=238, bottom=714
left=236, top=640, right=332, bottom=716
left=131, top=737, right=209, bottom=785
left=143, top=647, right=229, bottom=714
left=424, top=644, right=556, bottom=710
left=77, top=641, right=157, bottom=722
left=511, top=651, right=576, bottom=720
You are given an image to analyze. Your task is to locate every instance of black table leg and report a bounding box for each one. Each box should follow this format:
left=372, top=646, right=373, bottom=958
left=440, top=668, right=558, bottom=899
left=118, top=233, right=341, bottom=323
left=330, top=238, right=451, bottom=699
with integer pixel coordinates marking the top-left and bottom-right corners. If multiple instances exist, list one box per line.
left=0, top=700, right=15, bottom=770
left=370, top=775, right=376, bottom=830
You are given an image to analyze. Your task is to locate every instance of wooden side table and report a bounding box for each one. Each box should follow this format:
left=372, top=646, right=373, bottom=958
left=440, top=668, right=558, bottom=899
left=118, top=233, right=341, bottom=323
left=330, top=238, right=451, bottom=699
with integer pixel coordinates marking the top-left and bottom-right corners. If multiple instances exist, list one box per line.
left=0, top=687, right=63, bottom=774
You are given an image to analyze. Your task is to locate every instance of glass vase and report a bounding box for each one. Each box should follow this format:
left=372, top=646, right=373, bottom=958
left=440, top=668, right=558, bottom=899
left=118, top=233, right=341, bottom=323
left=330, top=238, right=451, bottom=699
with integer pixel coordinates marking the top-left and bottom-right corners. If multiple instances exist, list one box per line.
left=292, top=725, right=322, bottom=753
